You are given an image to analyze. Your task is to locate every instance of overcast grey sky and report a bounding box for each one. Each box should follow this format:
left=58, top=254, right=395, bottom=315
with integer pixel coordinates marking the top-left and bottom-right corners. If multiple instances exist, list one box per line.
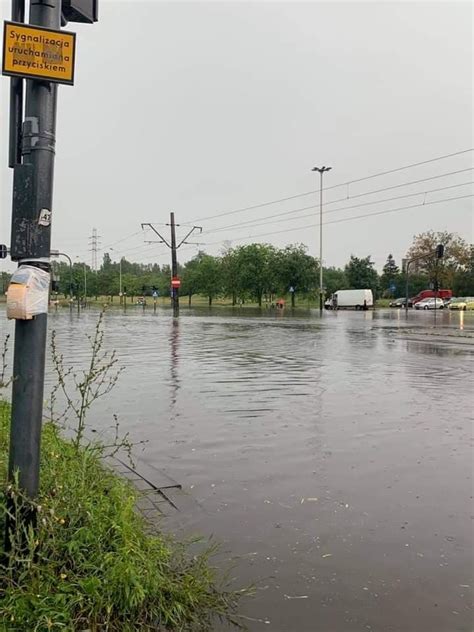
left=1, top=1, right=472, bottom=272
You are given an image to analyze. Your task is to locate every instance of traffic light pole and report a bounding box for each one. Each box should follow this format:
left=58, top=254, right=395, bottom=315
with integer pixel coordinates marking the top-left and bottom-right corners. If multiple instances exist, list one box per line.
left=8, top=0, right=61, bottom=498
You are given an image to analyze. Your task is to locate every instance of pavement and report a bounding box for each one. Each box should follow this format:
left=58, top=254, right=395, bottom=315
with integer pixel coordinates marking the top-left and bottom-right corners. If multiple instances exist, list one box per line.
left=104, top=453, right=198, bottom=529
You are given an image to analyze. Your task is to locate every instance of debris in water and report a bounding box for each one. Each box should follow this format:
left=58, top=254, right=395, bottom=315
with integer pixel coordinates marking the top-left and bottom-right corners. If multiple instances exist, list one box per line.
left=322, top=553, right=333, bottom=558
left=284, top=594, right=309, bottom=599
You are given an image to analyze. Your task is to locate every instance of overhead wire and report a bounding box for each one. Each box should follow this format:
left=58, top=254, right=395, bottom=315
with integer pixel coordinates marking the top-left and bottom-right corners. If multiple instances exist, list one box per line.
left=201, top=181, right=473, bottom=235
left=200, top=194, right=473, bottom=247
left=66, top=150, right=473, bottom=264
left=190, top=149, right=473, bottom=223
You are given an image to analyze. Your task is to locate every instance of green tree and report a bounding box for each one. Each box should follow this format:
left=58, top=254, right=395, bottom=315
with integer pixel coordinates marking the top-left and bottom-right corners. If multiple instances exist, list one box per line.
left=196, top=255, right=222, bottom=306
left=221, top=248, right=240, bottom=306
left=323, top=267, right=347, bottom=297
left=121, top=273, right=141, bottom=301
left=276, top=244, right=317, bottom=307
left=344, top=255, right=379, bottom=295
left=233, top=244, right=276, bottom=306
left=380, top=254, right=401, bottom=297
left=406, top=230, right=471, bottom=289
left=452, top=245, right=474, bottom=296
left=181, top=253, right=204, bottom=306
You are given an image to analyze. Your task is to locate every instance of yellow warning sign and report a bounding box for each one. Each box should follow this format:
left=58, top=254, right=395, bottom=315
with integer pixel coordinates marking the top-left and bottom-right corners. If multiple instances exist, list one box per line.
left=2, top=21, right=76, bottom=85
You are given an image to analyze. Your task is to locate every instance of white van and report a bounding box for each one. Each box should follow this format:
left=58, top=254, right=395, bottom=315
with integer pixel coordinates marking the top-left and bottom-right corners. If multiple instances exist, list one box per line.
left=325, top=289, right=373, bottom=310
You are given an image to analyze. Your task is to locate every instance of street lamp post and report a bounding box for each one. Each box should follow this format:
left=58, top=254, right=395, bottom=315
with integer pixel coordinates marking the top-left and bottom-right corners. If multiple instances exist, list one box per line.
left=50, top=250, right=73, bottom=305
left=311, top=165, right=332, bottom=312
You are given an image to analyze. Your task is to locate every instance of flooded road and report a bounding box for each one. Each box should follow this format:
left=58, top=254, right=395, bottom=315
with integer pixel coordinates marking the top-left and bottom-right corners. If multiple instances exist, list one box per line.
left=3, top=307, right=473, bottom=631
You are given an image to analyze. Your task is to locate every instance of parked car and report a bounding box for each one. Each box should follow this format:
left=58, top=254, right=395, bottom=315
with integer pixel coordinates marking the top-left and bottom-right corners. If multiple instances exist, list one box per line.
left=448, top=297, right=473, bottom=310
left=389, top=297, right=411, bottom=308
left=465, top=299, right=474, bottom=310
left=411, top=289, right=452, bottom=305
left=414, top=297, right=445, bottom=310
left=325, top=289, right=373, bottom=310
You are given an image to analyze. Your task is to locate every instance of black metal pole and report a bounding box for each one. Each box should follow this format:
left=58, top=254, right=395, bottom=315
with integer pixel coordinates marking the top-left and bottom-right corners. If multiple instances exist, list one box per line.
left=8, top=0, right=25, bottom=168
left=405, top=261, right=410, bottom=318
left=319, top=170, right=323, bottom=313
left=8, top=0, right=61, bottom=498
left=56, top=252, right=73, bottom=307
left=170, top=212, right=179, bottom=317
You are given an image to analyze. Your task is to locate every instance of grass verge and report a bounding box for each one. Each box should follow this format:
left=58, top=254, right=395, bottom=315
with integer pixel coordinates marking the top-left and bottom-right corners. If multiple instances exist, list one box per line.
left=0, top=401, right=241, bottom=631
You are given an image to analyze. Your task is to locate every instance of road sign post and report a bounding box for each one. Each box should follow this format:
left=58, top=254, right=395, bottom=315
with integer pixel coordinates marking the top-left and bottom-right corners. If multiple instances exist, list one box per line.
left=6, top=0, right=63, bottom=504
left=3, top=0, right=98, bottom=537
left=2, top=21, right=76, bottom=85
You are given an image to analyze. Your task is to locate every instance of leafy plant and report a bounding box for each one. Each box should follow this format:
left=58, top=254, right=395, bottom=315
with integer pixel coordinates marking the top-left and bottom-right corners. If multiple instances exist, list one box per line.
left=0, top=406, right=242, bottom=630
left=0, top=316, right=245, bottom=630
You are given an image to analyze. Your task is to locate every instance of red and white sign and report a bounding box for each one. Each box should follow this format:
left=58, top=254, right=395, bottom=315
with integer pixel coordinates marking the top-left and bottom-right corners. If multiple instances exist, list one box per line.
left=171, top=277, right=181, bottom=288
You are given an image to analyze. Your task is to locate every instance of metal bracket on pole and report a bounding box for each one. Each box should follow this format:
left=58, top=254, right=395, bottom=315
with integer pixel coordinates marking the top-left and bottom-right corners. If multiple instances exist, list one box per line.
left=141, top=218, right=203, bottom=318
left=8, top=0, right=25, bottom=168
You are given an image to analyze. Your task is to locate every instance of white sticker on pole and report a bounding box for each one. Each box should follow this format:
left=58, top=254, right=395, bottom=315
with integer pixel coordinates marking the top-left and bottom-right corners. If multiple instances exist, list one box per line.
left=6, top=265, right=50, bottom=320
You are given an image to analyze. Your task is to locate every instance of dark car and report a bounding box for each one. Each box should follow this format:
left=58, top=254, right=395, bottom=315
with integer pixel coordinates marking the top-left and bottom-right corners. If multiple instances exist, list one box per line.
left=389, top=297, right=411, bottom=308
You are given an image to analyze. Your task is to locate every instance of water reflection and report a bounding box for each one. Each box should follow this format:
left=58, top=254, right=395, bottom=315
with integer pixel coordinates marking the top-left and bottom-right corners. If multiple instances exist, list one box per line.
left=0, top=306, right=473, bottom=632
left=169, top=319, right=180, bottom=411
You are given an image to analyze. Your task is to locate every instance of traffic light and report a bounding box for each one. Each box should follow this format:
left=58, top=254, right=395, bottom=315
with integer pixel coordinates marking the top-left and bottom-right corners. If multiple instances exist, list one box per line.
left=61, top=0, right=98, bottom=24
left=436, top=244, right=444, bottom=259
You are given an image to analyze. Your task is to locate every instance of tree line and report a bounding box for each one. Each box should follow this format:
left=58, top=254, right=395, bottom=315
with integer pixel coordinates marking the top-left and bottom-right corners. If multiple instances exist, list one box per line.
left=1, top=231, right=472, bottom=305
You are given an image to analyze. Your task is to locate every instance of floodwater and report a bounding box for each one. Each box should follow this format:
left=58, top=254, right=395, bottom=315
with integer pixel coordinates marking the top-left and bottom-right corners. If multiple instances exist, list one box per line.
left=2, top=306, right=474, bottom=631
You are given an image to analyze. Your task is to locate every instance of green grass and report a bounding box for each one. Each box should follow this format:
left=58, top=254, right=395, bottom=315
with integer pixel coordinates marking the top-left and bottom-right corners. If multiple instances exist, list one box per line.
left=48, top=294, right=394, bottom=310
left=375, top=298, right=392, bottom=308
left=0, top=401, right=241, bottom=631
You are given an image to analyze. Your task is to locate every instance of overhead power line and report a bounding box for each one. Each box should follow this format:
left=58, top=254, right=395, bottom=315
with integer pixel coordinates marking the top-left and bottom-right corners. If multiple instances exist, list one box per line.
left=201, top=194, right=473, bottom=247
left=202, top=181, right=473, bottom=235
left=101, top=230, right=142, bottom=251
left=190, top=149, right=473, bottom=223
left=201, top=168, right=473, bottom=234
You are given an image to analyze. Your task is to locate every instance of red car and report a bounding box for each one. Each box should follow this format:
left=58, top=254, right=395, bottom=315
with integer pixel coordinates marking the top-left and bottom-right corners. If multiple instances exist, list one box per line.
left=411, top=289, right=452, bottom=305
